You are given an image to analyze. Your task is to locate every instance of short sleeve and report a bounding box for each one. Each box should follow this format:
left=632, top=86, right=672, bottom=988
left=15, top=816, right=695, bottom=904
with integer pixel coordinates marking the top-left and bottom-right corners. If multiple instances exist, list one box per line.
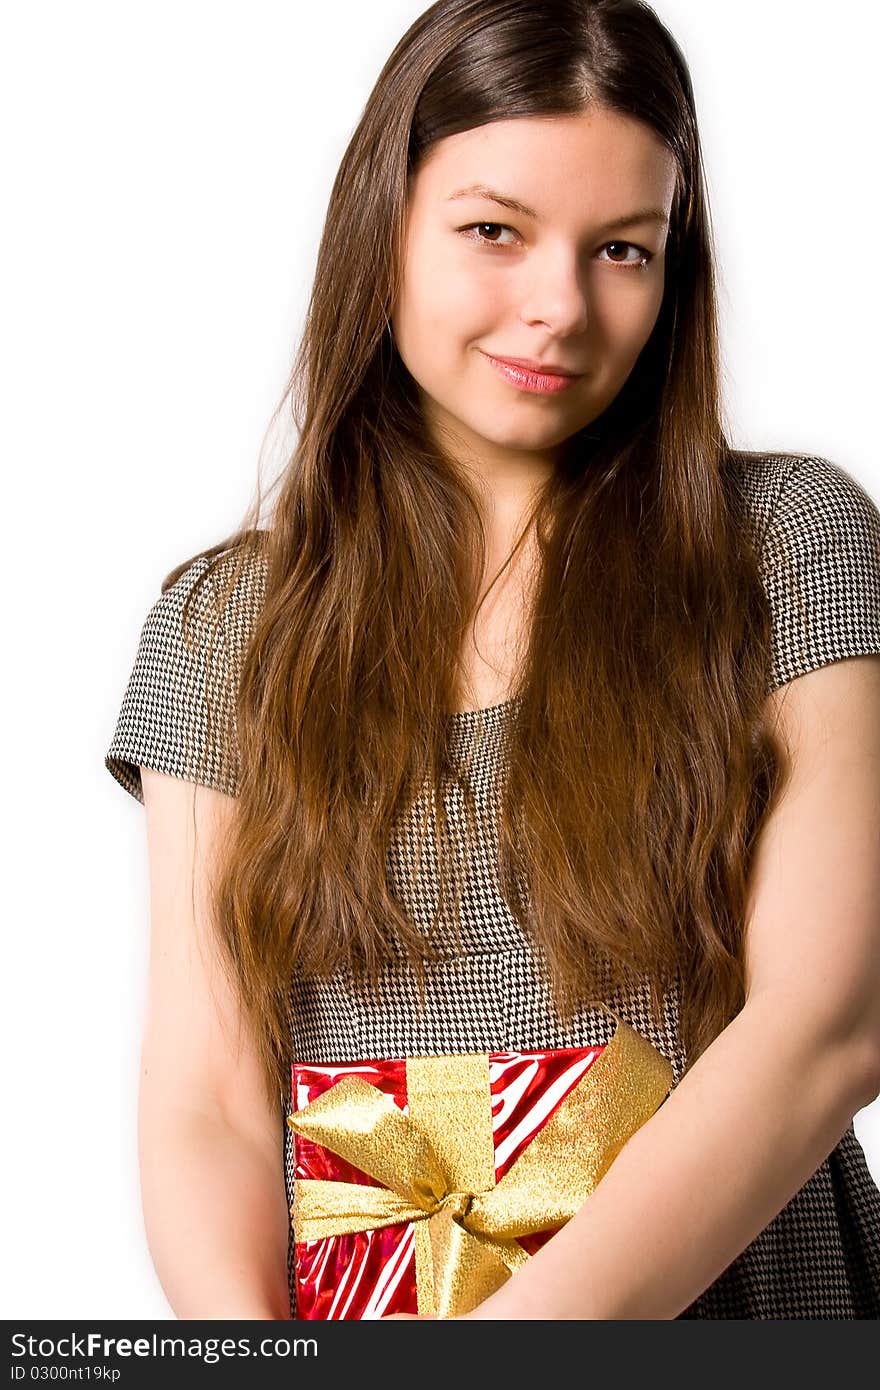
left=104, top=554, right=240, bottom=804
left=760, top=454, right=880, bottom=692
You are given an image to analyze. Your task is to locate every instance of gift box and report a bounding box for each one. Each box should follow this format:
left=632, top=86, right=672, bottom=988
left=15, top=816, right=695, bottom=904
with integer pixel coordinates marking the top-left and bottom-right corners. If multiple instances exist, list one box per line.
left=287, top=1012, right=673, bottom=1319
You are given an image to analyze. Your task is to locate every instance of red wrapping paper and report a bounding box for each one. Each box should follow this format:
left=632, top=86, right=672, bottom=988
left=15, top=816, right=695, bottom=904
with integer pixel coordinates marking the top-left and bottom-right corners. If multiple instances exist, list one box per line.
left=290, top=1042, right=610, bottom=1320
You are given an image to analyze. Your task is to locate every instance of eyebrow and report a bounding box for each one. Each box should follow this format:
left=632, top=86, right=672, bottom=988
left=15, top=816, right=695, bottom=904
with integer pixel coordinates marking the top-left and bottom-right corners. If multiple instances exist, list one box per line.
left=446, top=184, right=670, bottom=231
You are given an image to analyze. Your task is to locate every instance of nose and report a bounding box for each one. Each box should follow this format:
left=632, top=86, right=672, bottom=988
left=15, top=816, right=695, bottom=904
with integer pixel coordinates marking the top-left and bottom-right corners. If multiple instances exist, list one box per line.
left=519, top=251, right=590, bottom=338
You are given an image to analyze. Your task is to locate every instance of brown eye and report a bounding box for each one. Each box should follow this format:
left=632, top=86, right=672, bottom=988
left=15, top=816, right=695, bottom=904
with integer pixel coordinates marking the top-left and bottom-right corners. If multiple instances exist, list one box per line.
left=459, top=222, right=518, bottom=249
left=600, top=241, right=653, bottom=270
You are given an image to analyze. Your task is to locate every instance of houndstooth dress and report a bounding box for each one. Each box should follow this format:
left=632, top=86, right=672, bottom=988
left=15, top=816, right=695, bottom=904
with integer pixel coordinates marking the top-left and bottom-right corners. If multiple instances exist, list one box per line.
left=106, top=451, right=880, bottom=1319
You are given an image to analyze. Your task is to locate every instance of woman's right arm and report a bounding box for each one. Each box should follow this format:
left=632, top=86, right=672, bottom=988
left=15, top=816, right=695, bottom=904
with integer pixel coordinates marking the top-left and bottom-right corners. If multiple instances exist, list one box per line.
left=138, top=765, right=291, bottom=1320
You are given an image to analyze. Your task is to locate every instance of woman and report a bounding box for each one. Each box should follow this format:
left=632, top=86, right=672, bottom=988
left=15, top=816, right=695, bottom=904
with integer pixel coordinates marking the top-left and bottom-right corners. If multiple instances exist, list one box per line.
left=105, top=0, right=880, bottom=1319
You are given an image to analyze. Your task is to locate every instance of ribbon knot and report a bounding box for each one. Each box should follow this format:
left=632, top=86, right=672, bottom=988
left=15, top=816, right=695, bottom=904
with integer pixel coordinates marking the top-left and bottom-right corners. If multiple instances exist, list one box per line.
left=436, top=1189, right=476, bottom=1224
left=288, top=1020, right=673, bottom=1317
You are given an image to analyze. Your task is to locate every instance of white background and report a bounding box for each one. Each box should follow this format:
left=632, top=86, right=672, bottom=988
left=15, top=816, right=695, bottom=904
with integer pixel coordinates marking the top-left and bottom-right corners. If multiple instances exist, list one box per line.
left=3, top=1, right=878, bottom=1318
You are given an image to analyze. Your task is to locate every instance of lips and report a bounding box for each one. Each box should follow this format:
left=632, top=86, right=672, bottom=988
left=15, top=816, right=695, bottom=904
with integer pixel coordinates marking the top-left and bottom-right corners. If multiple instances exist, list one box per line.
left=481, top=351, right=583, bottom=396
left=485, top=353, right=581, bottom=377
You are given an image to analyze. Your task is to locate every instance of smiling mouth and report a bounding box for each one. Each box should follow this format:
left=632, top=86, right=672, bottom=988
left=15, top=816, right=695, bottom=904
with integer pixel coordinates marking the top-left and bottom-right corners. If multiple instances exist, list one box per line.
left=486, top=353, right=582, bottom=376
left=481, top=351, right=583, bottom=395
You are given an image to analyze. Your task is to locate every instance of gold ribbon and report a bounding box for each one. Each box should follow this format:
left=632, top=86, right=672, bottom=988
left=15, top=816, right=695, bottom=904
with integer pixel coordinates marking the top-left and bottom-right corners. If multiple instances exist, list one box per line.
left=287, top=1014, right=673, bottom=1318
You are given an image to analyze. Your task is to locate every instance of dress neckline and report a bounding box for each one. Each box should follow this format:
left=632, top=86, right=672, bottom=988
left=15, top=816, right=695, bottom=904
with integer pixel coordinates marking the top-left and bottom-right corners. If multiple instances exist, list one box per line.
left=445, top=695, right=519, bottom=721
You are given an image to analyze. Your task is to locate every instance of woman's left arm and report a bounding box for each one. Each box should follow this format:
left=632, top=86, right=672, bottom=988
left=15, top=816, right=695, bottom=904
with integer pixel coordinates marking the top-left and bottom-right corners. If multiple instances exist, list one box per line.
left=467, top=654, right=880, bottom=1321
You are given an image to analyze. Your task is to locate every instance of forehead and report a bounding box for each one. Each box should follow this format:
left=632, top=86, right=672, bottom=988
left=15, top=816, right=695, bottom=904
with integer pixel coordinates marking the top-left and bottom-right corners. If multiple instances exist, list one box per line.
left=411, top=109, right=678, bottom=218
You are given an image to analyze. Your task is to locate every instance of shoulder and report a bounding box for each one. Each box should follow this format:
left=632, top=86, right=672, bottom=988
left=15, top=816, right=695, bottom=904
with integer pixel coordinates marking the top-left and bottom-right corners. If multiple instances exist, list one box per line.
left=151, top=533, right=268, bottom=648
left=726, top=449, right=880, bottom=692
left=726, top=449, right=880, bottom=560
left=724, top=448, right=802, bottom=548
left=105, top=533, right=269, bottom=803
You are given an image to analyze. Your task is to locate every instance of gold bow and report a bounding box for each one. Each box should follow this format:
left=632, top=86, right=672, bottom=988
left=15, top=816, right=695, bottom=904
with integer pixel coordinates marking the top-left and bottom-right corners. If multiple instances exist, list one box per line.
left=287, top=1015, right=672, bottom=1318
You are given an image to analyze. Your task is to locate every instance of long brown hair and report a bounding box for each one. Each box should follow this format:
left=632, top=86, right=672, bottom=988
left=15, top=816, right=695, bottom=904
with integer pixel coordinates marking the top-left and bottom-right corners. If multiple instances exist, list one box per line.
left=166, top=0, right=792, bottom=1108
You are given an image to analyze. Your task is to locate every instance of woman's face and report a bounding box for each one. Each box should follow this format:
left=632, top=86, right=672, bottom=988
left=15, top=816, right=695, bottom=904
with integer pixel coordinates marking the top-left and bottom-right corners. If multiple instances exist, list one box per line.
left=391, top=107, right=678, bottom=489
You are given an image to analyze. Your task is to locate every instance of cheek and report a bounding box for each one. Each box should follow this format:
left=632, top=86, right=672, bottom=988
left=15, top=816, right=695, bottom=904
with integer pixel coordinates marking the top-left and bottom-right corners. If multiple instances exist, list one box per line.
left=396, top=246, right=475, bottom=335
left=396, top=278, right=499, bottom=380
left=425, top=257, right=500, bottom=342
left=599, top=276, right=665, bottom=364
